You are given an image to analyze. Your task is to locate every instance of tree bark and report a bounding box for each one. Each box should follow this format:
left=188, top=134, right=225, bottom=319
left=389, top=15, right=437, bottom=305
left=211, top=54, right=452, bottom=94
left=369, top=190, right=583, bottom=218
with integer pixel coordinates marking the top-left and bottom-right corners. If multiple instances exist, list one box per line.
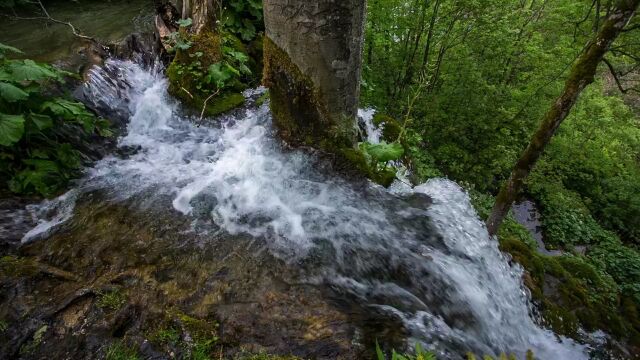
left=486, top=0, right=639, bottom=236
left=180, top=0, right=217, bottom=34
left=263, top=0, right=367, bottom=149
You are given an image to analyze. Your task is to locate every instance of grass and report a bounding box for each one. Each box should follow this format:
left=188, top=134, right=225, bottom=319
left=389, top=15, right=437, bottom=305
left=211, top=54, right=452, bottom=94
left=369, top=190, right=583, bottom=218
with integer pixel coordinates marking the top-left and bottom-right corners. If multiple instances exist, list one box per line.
left=105, top=341, right=140, bottom=360
left=96, top=289, right=127, bottom=311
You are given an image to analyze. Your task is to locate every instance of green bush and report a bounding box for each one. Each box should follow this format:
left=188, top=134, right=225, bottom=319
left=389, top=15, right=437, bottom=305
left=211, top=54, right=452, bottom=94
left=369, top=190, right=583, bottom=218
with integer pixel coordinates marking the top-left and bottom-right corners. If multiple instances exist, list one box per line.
left=526, top=181, right=609, bottom=248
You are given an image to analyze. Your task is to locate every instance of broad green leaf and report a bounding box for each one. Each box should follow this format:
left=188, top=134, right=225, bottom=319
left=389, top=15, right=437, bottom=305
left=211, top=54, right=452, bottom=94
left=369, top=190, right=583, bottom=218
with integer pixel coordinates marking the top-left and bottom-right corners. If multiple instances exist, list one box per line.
left=0, top=113, right=24, bottom=146
left=56, top=143, right=81, bottom=169
left=29, top=113, right=53, bottom=130
left=0, top=82, right=28, bottom=102
left=176, top=18, right=193, bottom=27
left=7, top=60, right=59, bottom=82
left=41, top=98, right=89, bottom=119
left=359, top=141, right=405, bottom=163
left=207, top=63, right=233, bottom=89
left=10, top=159, right=62, bottom=196
left=30, top=148, right=49, bottom=159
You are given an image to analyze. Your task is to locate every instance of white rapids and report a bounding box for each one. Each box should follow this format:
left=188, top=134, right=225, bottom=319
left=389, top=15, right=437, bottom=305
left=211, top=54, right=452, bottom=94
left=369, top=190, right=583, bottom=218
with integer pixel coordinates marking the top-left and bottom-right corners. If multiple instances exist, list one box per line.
left=21, top=60, right=589, bottom=359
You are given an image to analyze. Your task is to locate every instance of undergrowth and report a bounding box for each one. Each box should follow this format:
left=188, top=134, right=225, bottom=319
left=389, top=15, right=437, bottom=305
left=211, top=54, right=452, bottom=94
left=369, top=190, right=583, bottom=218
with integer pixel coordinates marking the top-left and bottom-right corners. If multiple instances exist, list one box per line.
left=0, top=43, right=111, bottom=197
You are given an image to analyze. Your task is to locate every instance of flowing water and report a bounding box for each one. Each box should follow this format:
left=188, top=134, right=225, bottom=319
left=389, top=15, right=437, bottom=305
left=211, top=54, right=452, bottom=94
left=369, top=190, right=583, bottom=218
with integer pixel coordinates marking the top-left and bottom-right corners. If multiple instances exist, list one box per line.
left=21, top=59, right=590, bottom=359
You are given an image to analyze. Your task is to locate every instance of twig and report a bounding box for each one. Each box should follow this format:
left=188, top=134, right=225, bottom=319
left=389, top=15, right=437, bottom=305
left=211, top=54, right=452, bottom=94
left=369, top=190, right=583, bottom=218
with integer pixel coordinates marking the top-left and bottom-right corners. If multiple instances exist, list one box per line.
left=9, top=0, right=98, bottom=42
left=603, top=57, right=640, bottom=94
left=180, top=87, right=194, bottom=99
left=197, top=89, right=220, bottom=127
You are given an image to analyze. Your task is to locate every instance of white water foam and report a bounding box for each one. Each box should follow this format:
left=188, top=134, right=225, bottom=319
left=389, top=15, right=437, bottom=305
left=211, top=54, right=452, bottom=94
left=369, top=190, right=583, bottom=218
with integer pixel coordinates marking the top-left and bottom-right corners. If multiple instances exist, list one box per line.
left=21, top=60, right=589, bottom=359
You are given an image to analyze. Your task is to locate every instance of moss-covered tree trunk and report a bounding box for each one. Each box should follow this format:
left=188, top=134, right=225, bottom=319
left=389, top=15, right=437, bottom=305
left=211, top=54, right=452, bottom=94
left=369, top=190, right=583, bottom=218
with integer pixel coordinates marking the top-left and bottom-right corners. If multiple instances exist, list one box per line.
left=486, top=0, right=640, bottom=236
left=262, top=0, right=367, bottom=150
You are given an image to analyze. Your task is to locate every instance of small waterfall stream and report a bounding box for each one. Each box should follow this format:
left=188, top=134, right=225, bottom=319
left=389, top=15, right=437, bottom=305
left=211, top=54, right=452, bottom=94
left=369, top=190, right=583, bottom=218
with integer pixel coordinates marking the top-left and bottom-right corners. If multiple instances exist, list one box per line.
left=23, top=60, right=588, bottom=359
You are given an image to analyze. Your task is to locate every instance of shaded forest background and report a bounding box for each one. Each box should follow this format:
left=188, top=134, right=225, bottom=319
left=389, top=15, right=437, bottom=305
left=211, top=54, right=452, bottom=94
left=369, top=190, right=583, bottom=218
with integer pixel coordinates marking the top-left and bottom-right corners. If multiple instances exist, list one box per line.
left=362, top=0, right=640, bottom=345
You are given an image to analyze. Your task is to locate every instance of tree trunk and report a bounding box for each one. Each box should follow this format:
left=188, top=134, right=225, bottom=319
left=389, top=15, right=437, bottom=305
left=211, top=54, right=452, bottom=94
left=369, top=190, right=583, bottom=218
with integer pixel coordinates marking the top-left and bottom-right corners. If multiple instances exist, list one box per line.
left=486, top=0, right=639, bottom=236
left=262, top=0, right=367, bottom=150
left=180, top=0, right=217, bottom=34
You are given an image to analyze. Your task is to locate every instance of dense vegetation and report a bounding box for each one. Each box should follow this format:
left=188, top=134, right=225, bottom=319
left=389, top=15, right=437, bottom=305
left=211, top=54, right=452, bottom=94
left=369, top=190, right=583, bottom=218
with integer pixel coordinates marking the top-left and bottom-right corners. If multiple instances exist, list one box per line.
left=2, top=0, right=640, bottom=358
left=0, top=43, right=110, bottom=197
left=165, top=0, right=264, bottom=117
left=363, top=0, right=640, bottom=347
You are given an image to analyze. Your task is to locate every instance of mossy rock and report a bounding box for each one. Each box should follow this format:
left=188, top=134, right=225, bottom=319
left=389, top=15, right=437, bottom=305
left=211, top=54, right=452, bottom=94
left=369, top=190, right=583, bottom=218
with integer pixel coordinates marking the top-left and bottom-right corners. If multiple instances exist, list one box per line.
left=338, top=148, right=396, bottom=187
left=166, top=31, right=246, bottom=117
left=373, top=113, right=402, bottom=143
left=499, top=235, right=640, bottom=344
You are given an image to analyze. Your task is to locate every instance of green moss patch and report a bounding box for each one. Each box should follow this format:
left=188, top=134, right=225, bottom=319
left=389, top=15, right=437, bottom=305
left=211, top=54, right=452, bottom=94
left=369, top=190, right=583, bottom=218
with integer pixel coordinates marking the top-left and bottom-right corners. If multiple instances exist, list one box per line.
left=264, top=37, right=396, bottom=186
left=499, top=234, right=640, bottom=343
left=166, top=31, right=246, bottom=117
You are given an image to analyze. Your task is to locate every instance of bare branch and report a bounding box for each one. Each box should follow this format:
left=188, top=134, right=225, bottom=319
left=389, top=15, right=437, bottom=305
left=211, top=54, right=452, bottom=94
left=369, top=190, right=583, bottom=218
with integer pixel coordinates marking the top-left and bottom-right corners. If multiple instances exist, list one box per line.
left=3, top=0, right=97, bottom=42
left=602, top=57, right=640, bottom=94
left=197, top=90, right=221, bottom=127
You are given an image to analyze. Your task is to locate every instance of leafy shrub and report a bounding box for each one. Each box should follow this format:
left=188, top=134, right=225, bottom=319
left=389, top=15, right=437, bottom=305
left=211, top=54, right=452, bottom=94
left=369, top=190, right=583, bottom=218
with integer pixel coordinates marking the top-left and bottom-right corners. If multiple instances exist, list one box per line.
left=375, top=342, right=435, bottom=360
left=221, top=0, right=264, bottom=41
left=0, top=43, right=110, bottom=197
left=588, top=236, right=640, bottom=304
left=526, top=181, right=609, bottom=248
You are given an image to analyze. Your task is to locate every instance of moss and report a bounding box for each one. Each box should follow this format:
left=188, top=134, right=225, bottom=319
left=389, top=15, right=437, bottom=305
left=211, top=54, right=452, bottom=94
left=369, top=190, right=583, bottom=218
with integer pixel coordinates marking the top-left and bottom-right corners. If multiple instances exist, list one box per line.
left=175, top=312, right=218, bottom=341
left=96, top=289, right=127, bottom=311
left=19, top=325, right=48, bottom=355
left=263, top=36, right=336, bottom=146
left=373, top=113, right=402, bottom=143
left=499, top=235, right=640, bottom=343
left=166, top=31, right=245, bottom=117
left=0, top=255, right=38, bottom=278
left=256, top=90, right=270, bottom=107
left=264, top=36, right=395, bottom=186
left=339, top=148, right=396, bottom=187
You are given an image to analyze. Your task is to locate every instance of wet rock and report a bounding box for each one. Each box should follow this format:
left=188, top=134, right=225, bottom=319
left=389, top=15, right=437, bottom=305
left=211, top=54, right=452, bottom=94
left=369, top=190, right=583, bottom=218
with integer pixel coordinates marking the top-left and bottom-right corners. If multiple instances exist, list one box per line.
left=110, top=32, right=161, bottom=67
left=0, top=195, right=362, bottom=359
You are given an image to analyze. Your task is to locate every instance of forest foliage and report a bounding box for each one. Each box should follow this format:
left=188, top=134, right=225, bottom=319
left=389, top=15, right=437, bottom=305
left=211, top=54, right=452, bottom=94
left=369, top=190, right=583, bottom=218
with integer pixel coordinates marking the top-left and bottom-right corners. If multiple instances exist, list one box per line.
left=0, top=43, right=110, bottom=197
left=363, top=0, right=640, bottom=346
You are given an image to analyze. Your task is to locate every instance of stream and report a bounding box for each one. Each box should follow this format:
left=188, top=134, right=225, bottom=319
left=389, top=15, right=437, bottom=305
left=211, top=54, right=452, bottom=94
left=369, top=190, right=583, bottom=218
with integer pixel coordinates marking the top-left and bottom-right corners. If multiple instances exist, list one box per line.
left=8, top=58, right=594, bottom=359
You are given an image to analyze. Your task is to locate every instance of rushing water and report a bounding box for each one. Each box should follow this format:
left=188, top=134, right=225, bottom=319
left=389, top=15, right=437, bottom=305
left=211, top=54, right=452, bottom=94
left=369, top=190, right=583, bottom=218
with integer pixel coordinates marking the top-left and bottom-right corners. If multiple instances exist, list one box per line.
left=23, top=60, right=589, bottom=359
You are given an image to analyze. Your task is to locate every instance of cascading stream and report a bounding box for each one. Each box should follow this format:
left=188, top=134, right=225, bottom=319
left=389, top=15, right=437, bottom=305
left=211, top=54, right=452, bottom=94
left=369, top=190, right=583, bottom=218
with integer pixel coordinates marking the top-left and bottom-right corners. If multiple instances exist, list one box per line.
left=24, top=60, right=588, bottom=359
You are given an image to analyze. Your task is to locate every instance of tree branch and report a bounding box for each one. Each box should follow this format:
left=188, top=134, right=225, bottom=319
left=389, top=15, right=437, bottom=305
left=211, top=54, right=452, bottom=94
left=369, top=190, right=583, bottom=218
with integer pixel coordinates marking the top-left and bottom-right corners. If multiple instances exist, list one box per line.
left=4, top=0, right=97, bottom=42
left=603, top=57, right=640, bottom=94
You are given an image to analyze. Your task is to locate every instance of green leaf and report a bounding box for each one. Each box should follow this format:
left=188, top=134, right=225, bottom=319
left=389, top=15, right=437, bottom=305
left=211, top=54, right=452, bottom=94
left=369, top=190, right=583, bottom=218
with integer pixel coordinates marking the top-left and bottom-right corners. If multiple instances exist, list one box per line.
left=0, top=113, right=25, bottom=146
left=56, top=143, right=81, bottom=169
left=7, top=60, right=59, bottom=82
left=375, top=341, right=385, bottom=360
left=176, top=18, right=193, bottom=27
left=0, top=42, right=22, bottom=58
left=359, top=141, right=405, bottom=163
left=41, top=98, right=89, bottom=119
left=0, top=82, right=28, bottom=102
left=28, top=113, right=53, bottom=130
left=207, top=63, right=234, bottom=89
left=10, top=159, right=63, bottom=196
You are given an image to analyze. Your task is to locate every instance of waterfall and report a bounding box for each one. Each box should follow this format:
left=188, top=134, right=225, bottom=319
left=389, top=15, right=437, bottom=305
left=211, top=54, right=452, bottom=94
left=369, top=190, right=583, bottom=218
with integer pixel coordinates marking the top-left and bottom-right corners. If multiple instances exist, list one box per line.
left=24, top=60, right=588, bottom=359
